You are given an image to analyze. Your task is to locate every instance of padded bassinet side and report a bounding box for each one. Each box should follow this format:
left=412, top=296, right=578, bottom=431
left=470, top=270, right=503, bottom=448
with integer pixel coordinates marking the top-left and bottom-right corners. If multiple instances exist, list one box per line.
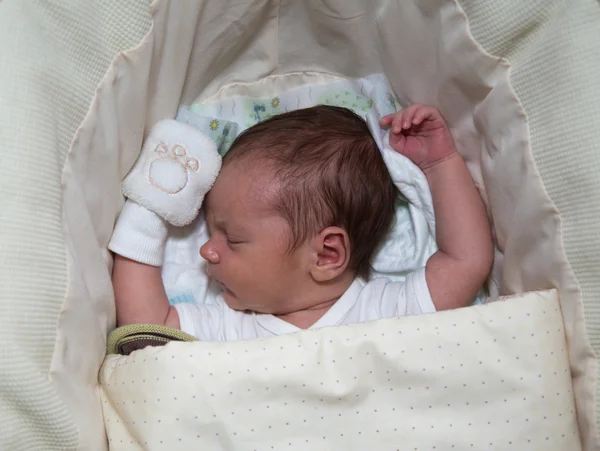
left=0, top=1, right=151, bottom=450
left=457, top=1, right=600, bottom=449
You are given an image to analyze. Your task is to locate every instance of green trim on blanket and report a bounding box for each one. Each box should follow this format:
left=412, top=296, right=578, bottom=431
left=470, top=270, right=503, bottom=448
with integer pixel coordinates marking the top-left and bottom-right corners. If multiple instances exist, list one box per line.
left=107, top=324, right=198, bottom=356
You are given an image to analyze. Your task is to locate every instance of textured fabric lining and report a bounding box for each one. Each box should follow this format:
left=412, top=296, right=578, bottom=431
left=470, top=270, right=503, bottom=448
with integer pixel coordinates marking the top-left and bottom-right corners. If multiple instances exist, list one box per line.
left=1, top=0, right=598, bottom=449
left=458, top=0, right=600, bottom=448
left=0, top=1, right=151, bottom=450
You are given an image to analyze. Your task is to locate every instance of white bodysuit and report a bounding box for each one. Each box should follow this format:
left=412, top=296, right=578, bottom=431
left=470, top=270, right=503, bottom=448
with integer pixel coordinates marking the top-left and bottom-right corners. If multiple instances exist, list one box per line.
left=174, top=268, right=435, bottom=341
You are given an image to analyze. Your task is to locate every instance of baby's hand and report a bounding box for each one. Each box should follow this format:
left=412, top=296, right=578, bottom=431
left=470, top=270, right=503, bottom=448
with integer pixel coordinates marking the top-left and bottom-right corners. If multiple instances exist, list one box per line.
left=380, top=104, right=457, bottom=171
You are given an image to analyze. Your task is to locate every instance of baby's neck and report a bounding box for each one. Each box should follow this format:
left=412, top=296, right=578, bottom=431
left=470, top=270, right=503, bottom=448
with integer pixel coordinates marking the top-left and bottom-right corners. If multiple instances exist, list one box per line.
left=275, top=298, right=338, bottom=329
left=274, top=274, right=355, bottom=329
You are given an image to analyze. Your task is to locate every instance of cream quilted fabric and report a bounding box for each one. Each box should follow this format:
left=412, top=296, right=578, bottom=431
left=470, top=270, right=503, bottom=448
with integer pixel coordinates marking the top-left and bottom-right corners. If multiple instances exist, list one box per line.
left=459, top=0, right=600, bottom=445
left=1, top=0, right=599, bottom=450
left=0, top=1, right=151, bottom=449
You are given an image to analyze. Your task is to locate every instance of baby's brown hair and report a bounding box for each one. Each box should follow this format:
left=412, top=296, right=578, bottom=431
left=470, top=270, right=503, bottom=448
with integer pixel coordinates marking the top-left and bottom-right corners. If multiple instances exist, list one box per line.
left=223, top=105, right=398, bottom=278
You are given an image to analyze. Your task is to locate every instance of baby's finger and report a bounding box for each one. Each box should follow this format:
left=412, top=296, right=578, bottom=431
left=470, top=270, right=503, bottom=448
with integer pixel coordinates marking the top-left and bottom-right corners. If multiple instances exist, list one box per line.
left=391, top=114, right=406, bottom=133
left=412, top=106, right=434, bottom=125
left=379, top=114, right=394, bottom=127
left=388, top=108, right=406, bottom=132
left=393, top=105, right=418, bottom=132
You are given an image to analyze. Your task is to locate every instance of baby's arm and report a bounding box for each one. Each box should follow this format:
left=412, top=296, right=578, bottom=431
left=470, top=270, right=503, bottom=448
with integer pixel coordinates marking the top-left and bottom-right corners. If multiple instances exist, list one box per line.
left=108, top=201, right=180, bottom=328
left=112, top=255, right=180, bottom=328
left=110, top=214, right=223, bottom=340
left=108, top=120, right=221, bottom=330
left=381, top=105, right=493, bottom=310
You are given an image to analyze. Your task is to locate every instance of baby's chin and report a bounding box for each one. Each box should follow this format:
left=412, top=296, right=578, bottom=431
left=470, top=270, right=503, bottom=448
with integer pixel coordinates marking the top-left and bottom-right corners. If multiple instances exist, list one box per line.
left=222, top=289, right=270, bottom=314
left=222, top=289, right=251, bottom=312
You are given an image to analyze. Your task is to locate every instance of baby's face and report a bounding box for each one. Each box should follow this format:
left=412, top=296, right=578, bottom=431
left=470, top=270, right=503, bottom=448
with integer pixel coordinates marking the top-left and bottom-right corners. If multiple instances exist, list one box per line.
left=200, top=164, right=311, bottom=314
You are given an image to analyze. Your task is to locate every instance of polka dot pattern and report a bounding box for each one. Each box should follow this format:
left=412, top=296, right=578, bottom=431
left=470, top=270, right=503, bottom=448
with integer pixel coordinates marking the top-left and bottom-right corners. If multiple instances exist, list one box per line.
left=100, top=290, right=580, bottom=450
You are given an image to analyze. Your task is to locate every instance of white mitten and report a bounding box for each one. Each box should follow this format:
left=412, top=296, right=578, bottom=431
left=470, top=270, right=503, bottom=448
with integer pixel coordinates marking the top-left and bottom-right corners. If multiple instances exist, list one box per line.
left=108, top=200, right=168, bottom=266
left=122, top=119, right=222, bottom=227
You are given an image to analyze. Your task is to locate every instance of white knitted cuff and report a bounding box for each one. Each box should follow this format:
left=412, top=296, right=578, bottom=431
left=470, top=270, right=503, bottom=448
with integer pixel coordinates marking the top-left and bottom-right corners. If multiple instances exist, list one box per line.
left=108, top=200, right=169, bottom=266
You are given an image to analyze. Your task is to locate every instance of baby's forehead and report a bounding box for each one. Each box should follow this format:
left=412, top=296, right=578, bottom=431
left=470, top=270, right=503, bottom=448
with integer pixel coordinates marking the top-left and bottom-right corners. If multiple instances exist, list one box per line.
left=208, top=163, right=280, bottom=215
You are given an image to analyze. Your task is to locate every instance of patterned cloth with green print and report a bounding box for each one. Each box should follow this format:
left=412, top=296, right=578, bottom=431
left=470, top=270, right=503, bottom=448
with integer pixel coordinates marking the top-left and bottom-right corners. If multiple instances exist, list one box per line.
left=170, top=75, right=486, bottom=308
left=177, top=106, right=239, bottom=156
left=181, top=75, right=399, bottom=156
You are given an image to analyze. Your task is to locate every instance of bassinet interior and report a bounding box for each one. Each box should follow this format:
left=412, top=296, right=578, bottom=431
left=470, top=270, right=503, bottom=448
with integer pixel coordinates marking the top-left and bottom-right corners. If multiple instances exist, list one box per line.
left=2, top=1, right=599, bottom=450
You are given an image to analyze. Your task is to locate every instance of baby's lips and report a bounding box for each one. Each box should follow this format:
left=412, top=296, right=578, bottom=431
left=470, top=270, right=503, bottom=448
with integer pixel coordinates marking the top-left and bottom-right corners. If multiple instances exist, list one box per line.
left=213, top=279, right=233, bottom=295
left=208, top=272, right=225, bottom=290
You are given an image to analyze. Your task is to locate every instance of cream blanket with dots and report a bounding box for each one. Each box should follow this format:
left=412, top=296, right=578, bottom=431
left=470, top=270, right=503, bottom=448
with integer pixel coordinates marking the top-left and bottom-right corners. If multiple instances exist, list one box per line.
left=100, top=290, right=579, bottom=450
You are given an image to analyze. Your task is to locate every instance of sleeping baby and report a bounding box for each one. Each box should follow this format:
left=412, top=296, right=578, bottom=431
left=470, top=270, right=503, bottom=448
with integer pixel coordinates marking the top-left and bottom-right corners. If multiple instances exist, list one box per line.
left=109, top=104, right=493, bottom=341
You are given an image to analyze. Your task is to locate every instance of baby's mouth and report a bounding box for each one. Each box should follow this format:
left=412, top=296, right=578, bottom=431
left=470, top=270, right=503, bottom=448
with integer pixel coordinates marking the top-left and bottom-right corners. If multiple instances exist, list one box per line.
left=210, top=275, right=236, bottom=298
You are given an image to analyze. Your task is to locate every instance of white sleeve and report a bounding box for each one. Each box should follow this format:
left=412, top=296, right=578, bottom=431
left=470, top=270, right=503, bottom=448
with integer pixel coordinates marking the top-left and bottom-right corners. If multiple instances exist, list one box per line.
left=174, top=302, right=225, bottom=341
left=397, top=268, right=436, bottom=315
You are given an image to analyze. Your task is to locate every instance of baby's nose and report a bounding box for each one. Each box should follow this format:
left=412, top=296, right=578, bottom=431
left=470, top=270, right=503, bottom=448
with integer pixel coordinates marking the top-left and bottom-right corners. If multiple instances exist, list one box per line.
left=200, top=242, right=220, bottom=264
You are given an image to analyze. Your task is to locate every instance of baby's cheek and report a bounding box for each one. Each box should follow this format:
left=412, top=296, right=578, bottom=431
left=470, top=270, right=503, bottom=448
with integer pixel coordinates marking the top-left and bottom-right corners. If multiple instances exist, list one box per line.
left=228, top=258, right=255, bottom=284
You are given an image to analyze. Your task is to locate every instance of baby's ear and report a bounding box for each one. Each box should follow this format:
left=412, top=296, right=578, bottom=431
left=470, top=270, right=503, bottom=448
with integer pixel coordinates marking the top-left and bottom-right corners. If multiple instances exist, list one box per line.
left=310, top=227, right=350, bottom=282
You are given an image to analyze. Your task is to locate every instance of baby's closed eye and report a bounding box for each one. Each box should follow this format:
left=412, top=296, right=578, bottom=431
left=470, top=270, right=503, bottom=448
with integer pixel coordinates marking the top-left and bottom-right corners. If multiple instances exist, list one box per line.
left=226, top=235, right=246, bottom=246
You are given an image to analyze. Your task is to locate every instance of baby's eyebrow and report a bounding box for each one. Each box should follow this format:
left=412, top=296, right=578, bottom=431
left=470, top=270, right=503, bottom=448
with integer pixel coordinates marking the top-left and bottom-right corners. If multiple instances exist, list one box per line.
left=214, top=219, right=227, bottom=231
left=206, top=215, right=231, bottom=233
left=206, top=211, right=245, bottom=234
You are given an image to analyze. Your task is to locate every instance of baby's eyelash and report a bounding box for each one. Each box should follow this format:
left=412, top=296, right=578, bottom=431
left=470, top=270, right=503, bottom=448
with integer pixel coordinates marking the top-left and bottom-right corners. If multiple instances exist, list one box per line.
left=226, top=236, right=243, bottom=245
